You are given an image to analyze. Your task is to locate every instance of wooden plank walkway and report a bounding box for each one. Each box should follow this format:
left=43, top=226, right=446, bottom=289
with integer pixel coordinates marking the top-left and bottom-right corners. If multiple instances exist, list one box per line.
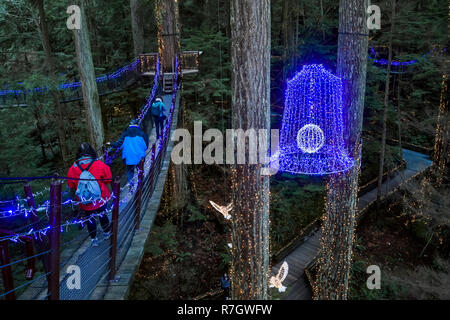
left=18, top=92, right=178, bottom=300
left=272, top=148, right=433, bottom=300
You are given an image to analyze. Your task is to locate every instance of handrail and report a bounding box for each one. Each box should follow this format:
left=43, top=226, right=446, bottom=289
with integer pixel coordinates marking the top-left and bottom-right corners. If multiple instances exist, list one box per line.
left=0, top=55, right=183, bottom=300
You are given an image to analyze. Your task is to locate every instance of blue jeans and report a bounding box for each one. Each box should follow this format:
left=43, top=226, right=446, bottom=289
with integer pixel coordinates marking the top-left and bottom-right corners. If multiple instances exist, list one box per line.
left=126, top=165, right=136, bottom=186
left=153, top=116, right=164, bottom=138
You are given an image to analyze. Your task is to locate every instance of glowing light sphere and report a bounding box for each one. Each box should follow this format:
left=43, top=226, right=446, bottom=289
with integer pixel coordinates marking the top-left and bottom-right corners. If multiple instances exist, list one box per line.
left=296, top=124, right=325, bottom=153
left=277, top=64, right=354, bottom=175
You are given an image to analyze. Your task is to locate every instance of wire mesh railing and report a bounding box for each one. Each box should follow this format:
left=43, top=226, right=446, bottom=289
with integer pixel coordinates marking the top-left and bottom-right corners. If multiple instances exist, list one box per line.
left=0, top=55, right=180, bottom=300
left=0, top=57, right=147, bottom=107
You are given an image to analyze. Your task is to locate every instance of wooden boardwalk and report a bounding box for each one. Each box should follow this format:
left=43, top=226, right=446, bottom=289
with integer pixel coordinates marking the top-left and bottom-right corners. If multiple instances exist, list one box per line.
left=272, top=148, right=433, bottom=300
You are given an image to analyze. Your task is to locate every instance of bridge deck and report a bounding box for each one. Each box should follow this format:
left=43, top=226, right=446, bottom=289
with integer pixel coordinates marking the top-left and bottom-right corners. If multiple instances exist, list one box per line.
left=18, top=90, right=180, bottom=300
left=273, top=148, right=433, bottom=300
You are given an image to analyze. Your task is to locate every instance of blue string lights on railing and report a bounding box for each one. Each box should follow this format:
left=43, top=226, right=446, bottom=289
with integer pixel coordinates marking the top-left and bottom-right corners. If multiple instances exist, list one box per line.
left=137, top=56, right=161, bottom=125
left=368, top=47, right=447, bottom=67
left=276, top=64, right=354, bottom=175
left=0, top=59, right=140, bottom=97
left=0, top=55, right=175, bottom=244
left=0, top=206, right=115, bottom=243
left=105, top=56, right=161, bottom=165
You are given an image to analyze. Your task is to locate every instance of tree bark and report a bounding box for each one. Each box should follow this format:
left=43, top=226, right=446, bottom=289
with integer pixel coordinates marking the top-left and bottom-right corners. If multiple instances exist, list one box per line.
left=433, top=73, right=448, bottom=185
left=130, top=0, right=145, bottom=57
left=155, top=0, right=180, bottom=72
left=396, top=74, right=403, bottom=161
left=230, top=0, right=271, bottom=300
left=281, top=0, right=289, bottom=81
left=73, top=0, right=104, bottom=151
left=34, top=0, right=69, bottom=164
left=319, top=0, right=325, bottom=40
left=377, top=0, right=395, bottom=202
left=314, top=0, right=369, bottom=300
left=34, top=107, right=48, bottom=161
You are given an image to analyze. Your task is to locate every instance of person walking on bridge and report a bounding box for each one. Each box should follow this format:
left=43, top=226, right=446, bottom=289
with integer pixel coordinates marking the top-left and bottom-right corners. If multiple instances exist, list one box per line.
left=107, top=119, right=149, bottom=188
left=151, top=97, right=166, bottom=139
left=67, top=143, right=113, bottom=247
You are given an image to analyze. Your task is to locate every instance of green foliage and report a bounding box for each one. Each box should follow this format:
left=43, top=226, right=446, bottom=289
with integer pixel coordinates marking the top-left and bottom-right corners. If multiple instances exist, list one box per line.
left=220, top=251, right=231, bottom=269
left=187, top=203, right=207, bottom=222
left=410, top=219, right=431, bottom=244
left=145, top=222, right=178, bottom=257
left=175, top=252, right=192, bottom=263
left=270, top=176, right=325, bottom=252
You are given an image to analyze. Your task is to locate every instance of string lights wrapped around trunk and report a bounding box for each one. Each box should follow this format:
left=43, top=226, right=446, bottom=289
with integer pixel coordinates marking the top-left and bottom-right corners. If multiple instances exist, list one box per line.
left=277, top=64, right=354, bottom=175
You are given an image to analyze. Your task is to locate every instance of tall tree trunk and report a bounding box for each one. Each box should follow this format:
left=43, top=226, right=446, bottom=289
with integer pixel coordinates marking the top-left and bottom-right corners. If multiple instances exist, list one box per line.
left=314, top=0, right=369, bottom=300
left=294, top=1, right=300, bottom=67
left=130, top=0, right=145, bottom=56
left=33, top=106, right=48, bottom=162
left=433, top=73, right=448, bottom=185
left=34, top=0, right=69, bottom=164
left=156, top=0, right=186, bottom=207
left=377, top=0, right=395, bottom=202
left=155, top=0, right=180, bottom=72
left=281, top=0, right=289, bottom=81
left=397, top=74, right=403, bottom=161
left=230, top=0, right=271, bottom=300
left=85, top=0, right=101, bottom=66
left=73, top=0, right=104, bottom=151
left=319, top=0, right=325, bottom=40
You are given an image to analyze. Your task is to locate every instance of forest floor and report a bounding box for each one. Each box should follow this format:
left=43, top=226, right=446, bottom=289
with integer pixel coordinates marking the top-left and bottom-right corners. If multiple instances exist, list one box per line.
left=128, top=148, right=410, bottom=300
left=129, top=165, right=230, bottom=300
left=348, top=198, right=450, bottom=300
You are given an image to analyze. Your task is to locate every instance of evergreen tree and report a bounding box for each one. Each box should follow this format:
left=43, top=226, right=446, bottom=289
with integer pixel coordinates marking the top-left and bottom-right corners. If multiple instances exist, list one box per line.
left=229, top=0, right=271, bottom=300
left=315, top=0, right=369, bottom=300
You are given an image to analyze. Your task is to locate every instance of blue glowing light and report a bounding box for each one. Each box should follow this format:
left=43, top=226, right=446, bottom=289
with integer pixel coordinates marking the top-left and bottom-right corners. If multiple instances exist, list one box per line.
left=368, top=47, right=446, bottom=67
left=277, top=64, right=354, bottom=175
left=0, top=59, right=140, bottom=97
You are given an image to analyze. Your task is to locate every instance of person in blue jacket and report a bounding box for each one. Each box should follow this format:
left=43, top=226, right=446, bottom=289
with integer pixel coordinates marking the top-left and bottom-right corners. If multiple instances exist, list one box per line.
left=221, top=272, right=231, bottom=300
left=108, top=119, right=149, bottom=187
left=151, top=97, right=166, bottom=139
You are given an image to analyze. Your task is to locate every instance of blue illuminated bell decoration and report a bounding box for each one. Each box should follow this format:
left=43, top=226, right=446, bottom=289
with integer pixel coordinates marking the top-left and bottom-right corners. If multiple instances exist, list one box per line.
left=278, top=64, right=354, bottom=175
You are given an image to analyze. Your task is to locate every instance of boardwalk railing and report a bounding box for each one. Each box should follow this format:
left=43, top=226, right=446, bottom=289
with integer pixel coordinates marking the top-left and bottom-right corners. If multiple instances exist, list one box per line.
left=303, top=158, right=435, bottom=293
left=0, top=56, right=181, bottom=300
left=0, top=59, right=144, bottom=107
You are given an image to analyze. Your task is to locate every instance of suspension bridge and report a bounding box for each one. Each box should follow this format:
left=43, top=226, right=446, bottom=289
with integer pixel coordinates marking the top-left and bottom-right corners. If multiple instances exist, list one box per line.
left=0, top=51, right=200, bottom=300
left=0, top=42, right=439, bottom=300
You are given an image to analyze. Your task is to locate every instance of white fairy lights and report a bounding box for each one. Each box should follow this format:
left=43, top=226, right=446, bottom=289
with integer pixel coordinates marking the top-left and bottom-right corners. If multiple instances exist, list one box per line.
left=269, top=261, right=289, bottom=293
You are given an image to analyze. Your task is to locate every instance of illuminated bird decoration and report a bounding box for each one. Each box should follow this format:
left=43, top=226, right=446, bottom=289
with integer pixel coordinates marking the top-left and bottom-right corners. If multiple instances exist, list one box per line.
left=269, top=261, right=289, bottom=292
left=209, top=200, right=232, bottom=220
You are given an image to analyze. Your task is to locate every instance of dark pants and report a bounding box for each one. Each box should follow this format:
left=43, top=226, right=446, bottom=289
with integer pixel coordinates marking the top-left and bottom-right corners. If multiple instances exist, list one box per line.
left=126, top=164, right=136, bottom=186
left=153, top=115, right=164, bottom=138
left=223, top=287, right=230, bottom=299
left=84, top=205, right=110, bottom=239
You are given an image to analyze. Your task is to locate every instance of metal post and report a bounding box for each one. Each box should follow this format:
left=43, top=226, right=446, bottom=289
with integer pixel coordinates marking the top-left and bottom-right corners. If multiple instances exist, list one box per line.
left=135, top=158, right=145, bottom=230
left=149, top=144, right=156, bottom=192
left=25, top=240, right=35, bottom=280
left=109, top=177, right=121, bottom=282
left=48, top=179, right=61, bottom=300
left=24, top=184, right=50, bottom=282
left=0, top=241, right=15, bottom=300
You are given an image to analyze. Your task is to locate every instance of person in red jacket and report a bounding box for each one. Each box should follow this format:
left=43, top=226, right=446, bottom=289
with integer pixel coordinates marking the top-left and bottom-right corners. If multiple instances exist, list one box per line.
left=67, top=142, right=113, bottom=247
